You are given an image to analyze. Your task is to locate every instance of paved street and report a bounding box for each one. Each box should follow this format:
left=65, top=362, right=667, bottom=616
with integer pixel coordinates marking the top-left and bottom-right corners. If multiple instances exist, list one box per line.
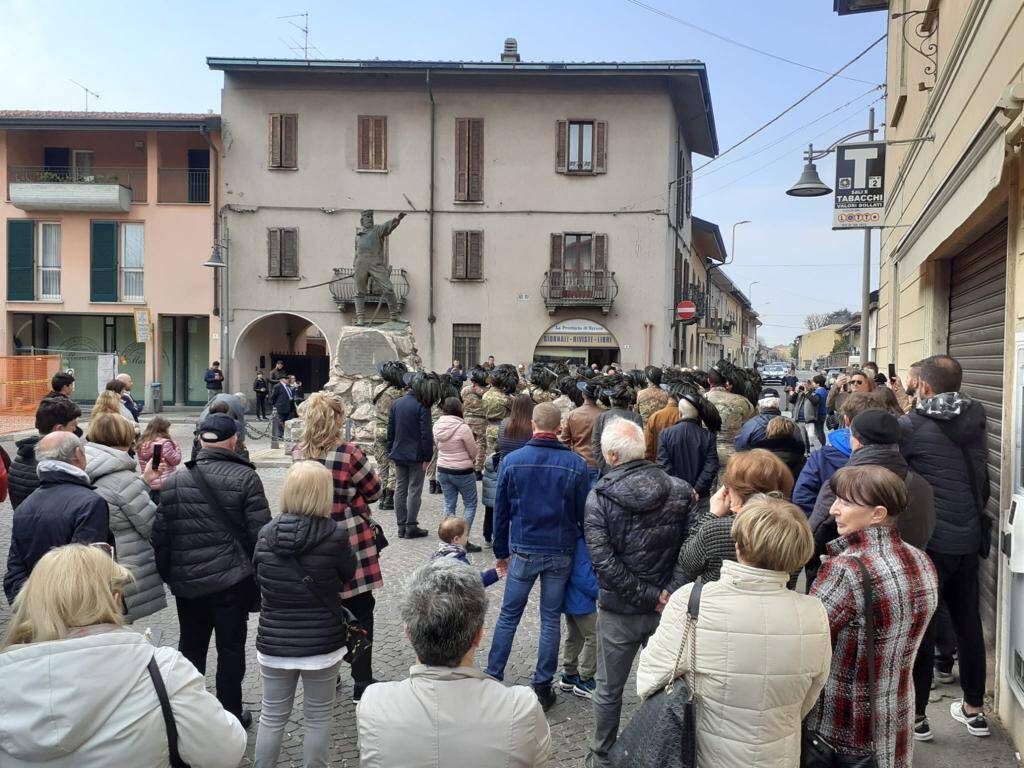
left=0, top=417, right=1018, bottom=766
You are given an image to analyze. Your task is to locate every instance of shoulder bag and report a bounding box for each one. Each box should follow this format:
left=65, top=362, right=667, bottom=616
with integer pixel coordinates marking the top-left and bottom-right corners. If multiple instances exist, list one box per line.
left=801, top=556, right=879, bottom=768
left=147, top=655, right=191, bottom=768
left=609, top=582, right=703, bottom=768
left=187, top=464, right=261, bottom=613
left=280, top=554, right=371, bottom=666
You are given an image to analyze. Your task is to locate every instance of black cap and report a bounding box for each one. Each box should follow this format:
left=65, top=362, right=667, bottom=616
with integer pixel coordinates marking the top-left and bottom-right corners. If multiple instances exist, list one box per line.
left=759, top=387, right=780, bottom=400
left=850, top=409, right=900, bottom=445
left=198, top=413, right=236, bottom=442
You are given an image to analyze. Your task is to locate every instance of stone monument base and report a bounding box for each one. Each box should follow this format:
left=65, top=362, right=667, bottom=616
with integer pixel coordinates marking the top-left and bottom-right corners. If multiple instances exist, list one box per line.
left=288, top=323, right=418, bottom=448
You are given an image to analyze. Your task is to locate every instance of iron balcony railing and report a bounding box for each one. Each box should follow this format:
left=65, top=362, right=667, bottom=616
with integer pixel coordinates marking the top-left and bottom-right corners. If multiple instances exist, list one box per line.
left=329, top=266, right=410, bottom=314
left=7, top=165, right=147, bottom=202
left=157, top=168, right=210, bottom=204
left=541, top=269, right=618, bottom=315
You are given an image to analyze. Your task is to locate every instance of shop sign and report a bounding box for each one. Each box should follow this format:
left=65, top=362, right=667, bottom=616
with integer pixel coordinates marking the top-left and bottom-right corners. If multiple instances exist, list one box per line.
left=833, top=141, right=885, bottom=229
left=538, top=318, right=617, bottom=348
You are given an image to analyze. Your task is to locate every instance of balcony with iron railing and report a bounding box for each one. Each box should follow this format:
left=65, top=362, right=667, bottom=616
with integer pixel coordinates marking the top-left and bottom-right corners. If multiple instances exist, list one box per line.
left=157, top=168, right=210, bottom=204
left=329, top=266, right=410, bottom=315
left=7, top=165, right=146, bottom=211
left=541, top=269, right=618, bottom=315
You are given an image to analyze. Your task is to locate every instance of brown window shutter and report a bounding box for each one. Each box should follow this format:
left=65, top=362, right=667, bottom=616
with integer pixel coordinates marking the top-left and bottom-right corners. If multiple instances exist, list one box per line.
left=555, top=121, right=568, bottom=173
left=281, top=229, right=298, bottom=277
left=467, top=231, right=483, bottom=279
left=372, top=116, right=387, bottom=170
left=269, top=114, right=282, bottom=167
left=268, top=229, right=282, bottom=277
left=593, top=233, right=608, bottom=273
left=468, top=119, right=483, bottom=201
left=550, top=233, right=564, bottom=270
left=358, top=116, right=370, bottom=170
left=594, top=121, right=608, bottom=173
left=455, top=118, right=469, bottom=201
left=281, top=114, right=297, bottom=168
left=452, top=231, right=468, bottom=279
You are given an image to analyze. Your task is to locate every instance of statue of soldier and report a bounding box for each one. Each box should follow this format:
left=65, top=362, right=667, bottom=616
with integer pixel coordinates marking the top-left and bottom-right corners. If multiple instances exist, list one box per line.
left=354, top=209, right=406, bottom=325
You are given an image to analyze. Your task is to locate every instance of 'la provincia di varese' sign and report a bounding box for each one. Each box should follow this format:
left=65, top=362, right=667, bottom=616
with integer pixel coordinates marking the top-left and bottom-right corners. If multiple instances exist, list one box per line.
left=833, top=140, right=886, bottom=230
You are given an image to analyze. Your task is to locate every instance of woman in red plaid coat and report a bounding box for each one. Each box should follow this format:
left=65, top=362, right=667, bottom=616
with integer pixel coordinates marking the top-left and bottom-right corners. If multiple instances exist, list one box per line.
left=300, top=392, right=383, bottom=702
left=806, top=465, right=938, bottom=768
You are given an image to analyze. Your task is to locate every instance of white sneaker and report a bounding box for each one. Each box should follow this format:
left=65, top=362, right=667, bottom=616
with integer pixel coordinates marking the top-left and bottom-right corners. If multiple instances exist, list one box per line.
left=949, top=700, right=990, bottom=737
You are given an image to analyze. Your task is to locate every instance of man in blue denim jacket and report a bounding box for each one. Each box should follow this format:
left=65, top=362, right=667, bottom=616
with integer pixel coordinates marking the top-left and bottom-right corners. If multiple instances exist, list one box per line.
left=485, top=401, right=590, bottom=712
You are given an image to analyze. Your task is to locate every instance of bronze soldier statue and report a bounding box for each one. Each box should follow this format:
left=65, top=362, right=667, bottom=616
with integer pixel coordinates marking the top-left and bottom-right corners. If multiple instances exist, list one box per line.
left=355, top=209, right=405, bottom=325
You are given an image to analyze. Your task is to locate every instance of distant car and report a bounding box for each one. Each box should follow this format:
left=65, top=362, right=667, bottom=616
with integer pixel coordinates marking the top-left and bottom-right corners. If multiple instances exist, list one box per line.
left=762, top=364, right=787, bottom=383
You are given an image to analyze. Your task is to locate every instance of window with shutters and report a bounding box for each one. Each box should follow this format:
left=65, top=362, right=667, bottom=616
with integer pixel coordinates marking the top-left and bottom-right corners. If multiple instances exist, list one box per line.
left=556, top=120, right=607, bottom=175
left=268, top=113, right=298, bottom=169
left=120, top=223, right=145, bottom=302
left=7, top=220, right=36, bottom=302
left=89, top=221, right=143, bottom=302
left=455, top=118, right=484, bottom=201
left=358, top=116, right=387, bottom=171
left=452, top=230, right=483, bottom=280
left=267, top=228, right=300, bottom=278
left=549, top=232, right=608, bottom=299
left=38, top=223, right=61, bottom=300
left=452, top=324, right=481, bottom=368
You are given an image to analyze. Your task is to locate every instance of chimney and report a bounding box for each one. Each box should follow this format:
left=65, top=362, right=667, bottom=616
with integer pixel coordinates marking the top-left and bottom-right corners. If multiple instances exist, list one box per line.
left=501, top=37, right=520, bottom=63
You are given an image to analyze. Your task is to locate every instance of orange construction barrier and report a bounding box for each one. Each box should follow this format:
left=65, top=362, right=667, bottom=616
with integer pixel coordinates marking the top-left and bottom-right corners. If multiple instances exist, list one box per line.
left=0, top=355, right=61, bottom=435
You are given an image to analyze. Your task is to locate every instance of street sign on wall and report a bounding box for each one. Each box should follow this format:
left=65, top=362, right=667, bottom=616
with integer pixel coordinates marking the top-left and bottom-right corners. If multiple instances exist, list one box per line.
left=676, top=300, right=698, bottom=324
left=833, top=140, right=885, bottom=229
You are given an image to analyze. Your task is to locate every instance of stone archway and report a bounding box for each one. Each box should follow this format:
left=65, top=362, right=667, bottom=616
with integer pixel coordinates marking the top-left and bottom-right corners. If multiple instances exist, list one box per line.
left=232, top=312, right=332, bottom=392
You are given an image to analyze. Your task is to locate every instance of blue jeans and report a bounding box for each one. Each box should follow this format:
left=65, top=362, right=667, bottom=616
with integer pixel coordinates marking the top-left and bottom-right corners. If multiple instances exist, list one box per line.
left=485, top=550, right=572, bottom=687
left=437, top=469, right=478, bottom=532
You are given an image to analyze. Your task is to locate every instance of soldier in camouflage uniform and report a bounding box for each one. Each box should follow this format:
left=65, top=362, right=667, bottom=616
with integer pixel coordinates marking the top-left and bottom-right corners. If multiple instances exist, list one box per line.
left=483, top=364, right=519, bottom=456
left=372, top=360, right=408, bottom=510
left=706, top=366, right=756, bottom=486
left=462, top=367, right=489, bottom=476
left=527, top=366, right=558, bottom=404
left=636, top=365, right=669, bottom=427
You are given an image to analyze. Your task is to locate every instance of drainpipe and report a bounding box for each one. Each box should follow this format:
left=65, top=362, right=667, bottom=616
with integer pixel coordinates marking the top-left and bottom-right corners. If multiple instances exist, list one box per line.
left=200, top=124, right=227, bottom=383
left=426, top=70, right=437, bottom=364
left=643, top=322, right=653, bottom=367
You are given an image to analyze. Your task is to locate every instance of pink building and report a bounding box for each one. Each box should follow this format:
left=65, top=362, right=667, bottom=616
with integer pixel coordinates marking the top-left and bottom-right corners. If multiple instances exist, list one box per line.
left=0, top=112, right=219, bottom=405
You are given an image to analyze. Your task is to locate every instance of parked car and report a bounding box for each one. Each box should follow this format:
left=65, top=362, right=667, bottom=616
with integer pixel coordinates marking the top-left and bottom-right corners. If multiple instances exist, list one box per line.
left=762, top=364, right=788, bottom=383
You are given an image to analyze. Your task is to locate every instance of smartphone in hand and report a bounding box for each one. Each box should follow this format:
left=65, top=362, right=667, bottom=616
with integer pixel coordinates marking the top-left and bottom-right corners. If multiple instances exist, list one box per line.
left=152, top=442, right=163, bottom=470
left=888, top=363, right=897, bottom=382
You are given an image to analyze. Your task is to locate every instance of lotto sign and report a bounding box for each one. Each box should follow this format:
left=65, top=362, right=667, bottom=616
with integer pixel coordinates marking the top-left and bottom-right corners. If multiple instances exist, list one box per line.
left=676, top=300, right=698, bottom=323
left=833, top=141, right=885, bottom=229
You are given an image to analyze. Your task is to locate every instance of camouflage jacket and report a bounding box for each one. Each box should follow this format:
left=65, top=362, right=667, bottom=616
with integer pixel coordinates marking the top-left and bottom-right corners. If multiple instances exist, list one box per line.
left=461, top=382, right=487, bottom=420
left=482, top=387, right=512, bottom=423
left=707, top=388, right=756, bottom=445
left=529, top=386, right=557, bottom=404
left=373, top=385, right=405, bottom=429
left=637, top=386, right=669, bottom=425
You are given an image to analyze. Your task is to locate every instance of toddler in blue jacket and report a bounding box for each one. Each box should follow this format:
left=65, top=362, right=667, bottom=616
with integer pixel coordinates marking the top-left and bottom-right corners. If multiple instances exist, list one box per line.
left=559, top=535, right=599, bottom=698
left=432, top=516, right=499, bottom=587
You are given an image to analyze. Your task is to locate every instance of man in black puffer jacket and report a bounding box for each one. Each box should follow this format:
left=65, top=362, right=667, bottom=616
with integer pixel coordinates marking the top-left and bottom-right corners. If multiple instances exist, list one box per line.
left=899, top=354, right=991, bottom=739
left=152, top=413, right=271, bottom=728
left=9, top=396, right=82, bottom=509
left=584, top=418, right=692, bottom=767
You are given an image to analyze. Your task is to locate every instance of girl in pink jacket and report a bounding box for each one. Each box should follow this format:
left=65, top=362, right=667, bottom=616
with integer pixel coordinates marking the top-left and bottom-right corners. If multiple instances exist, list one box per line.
left=136, top=416, right=182, bottom=503
left=432, top=398, right=481, bottom=550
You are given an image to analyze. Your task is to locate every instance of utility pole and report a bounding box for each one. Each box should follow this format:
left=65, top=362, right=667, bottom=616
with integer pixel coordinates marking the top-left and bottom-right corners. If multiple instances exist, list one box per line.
left=862, top=106, right=875, bottom=362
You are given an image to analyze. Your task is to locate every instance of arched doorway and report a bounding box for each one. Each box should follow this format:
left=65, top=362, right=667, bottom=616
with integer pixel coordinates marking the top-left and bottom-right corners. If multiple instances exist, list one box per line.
left=533, top=318, right=619, bottom=368
left=232, top=312, right=332, bottom=393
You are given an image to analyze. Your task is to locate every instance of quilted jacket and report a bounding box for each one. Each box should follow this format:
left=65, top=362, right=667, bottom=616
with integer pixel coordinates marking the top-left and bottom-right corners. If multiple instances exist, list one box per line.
left=85, top=443, right=166, bottom=622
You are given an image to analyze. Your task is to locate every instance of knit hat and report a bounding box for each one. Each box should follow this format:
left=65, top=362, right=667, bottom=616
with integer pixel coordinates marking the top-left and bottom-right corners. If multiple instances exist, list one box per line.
left=198, top=413, right=236, bottom=442
left=850, top=409, right=900, bottom=445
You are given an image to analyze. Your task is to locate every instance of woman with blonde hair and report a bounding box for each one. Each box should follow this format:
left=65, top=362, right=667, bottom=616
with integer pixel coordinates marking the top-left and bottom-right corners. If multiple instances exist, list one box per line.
left=636, top=496, right=831, bottom=767
left=676, top=448, right=796, bottom=585
left=299, top=391, right=383, bottom=702
left=253, top=460, right=357, bottom=767
left=0, top=544, right=246, bottom=767
left=84, top=413, right=166, bottom=623
left=92, top=389, right=135, bottom=423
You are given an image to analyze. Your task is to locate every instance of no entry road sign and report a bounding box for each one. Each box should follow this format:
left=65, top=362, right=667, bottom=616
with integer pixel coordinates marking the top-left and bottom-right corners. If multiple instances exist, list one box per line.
left=676, top=300, right=698, bottom=323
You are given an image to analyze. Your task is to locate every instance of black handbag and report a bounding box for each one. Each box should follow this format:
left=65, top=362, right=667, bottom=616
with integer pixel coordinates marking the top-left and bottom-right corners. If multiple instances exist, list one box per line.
left=147, top=656, right=191, bottom=768
left=801, top=557, right=880, bottom=768
left=187, top=464, right=261, bottom=613
left=366, top=514, right=389, bottom=552
left=609, top=583, right=703, bottom=768
left=281, top=554, right=372, bottom=665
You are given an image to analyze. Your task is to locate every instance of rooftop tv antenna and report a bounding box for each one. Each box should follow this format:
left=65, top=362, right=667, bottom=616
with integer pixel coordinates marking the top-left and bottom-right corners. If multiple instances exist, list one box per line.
left=70, top=80, right=100, bottom=111
left=279, top=12, right=324, bottom=59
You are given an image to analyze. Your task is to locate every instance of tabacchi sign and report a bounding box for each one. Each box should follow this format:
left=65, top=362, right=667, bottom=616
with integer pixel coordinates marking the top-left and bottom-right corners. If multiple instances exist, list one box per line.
left=832, top=141, right=885, bottom=230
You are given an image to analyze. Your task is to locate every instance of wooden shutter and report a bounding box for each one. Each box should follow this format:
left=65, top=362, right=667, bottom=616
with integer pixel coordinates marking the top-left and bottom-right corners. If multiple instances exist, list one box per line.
left=268, top=229, right=282, bottom=277
left=281, top=114, right=297, bottom=168
left=467, top=231, right=483, bottom=279
left=468, top=119, right=483, bottom=201
left=594, top=121, right=608, bottom=173
left=550, top=233, right=564, bottom=270
left=7, top=220, right=35, bottom=301
left=269, top=114, right=282, bottom=167
left=281, top=229, right=298, bottom=277
left=373, top=117, right=386, bottom=170
left=452, top=231, right=468, bottom=279
left=455, top=119, right=469, bottom=200
left=593, top=233, right=607, bottom=298
left=555, top=120, right=568, bottom=173
left=358, top=116, right=371, bottom=170
left=90, top=221, right=118, bottom=302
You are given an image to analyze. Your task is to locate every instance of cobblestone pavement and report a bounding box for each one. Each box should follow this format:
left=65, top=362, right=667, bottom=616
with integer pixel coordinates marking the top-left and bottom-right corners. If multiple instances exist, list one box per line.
left=0, top=422, right=1019, bottom=766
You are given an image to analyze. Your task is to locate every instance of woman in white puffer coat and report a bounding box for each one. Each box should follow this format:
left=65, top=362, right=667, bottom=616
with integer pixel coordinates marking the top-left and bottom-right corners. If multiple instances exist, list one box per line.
left=636, top=494, right=832, bottom=768
left=84, top=413, right=166, bottom=623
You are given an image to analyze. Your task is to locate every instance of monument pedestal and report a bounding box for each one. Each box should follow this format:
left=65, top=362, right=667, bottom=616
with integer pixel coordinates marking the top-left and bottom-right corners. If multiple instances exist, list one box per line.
left=289, top=323, right=417, bottom=448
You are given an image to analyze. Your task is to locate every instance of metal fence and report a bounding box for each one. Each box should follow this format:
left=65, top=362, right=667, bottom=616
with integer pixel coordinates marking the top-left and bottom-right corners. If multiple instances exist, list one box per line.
left=7, top=165, right=148, bottom=203
left=0, top=355, right=61, bottom=434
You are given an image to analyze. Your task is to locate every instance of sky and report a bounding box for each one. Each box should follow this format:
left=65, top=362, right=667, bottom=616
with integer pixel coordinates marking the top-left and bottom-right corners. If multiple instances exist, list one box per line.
left=2, top=0, right=888, bottom=346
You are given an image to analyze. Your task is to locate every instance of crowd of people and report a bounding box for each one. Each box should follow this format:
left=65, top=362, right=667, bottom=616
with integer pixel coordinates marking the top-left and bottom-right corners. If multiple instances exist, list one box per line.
left=0, top=352, right=993, bottom=767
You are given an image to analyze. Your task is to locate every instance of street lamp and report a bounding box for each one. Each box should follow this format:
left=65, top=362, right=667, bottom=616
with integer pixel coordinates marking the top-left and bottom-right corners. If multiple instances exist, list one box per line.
left=731, top=220, right=751, bottom=264
left=748, top=280, right=759, bottom=303
left=205, top=242, right=228, bottom=386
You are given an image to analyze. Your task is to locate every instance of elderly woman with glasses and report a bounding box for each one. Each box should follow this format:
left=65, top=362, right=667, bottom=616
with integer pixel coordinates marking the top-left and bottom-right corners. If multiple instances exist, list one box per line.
left=0, top=544, right=246, bottom=767
left=357, top=558, right=551, bottom=767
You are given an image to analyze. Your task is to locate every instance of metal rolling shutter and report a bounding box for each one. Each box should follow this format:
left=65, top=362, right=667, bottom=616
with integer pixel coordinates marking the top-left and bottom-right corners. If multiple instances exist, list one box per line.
left=947, top=220, right=1008, bottom=633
